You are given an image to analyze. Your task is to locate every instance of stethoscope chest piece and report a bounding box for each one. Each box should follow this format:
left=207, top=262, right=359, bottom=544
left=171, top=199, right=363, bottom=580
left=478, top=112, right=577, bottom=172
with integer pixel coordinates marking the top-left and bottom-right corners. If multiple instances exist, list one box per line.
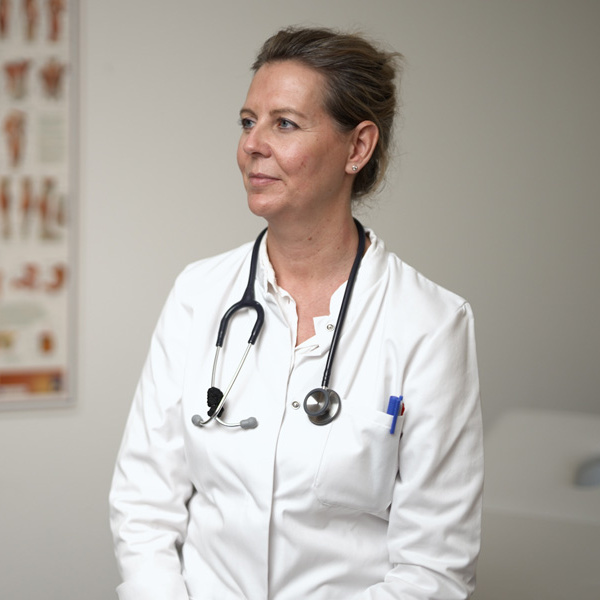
left=303, top=387, right=341, bottom=426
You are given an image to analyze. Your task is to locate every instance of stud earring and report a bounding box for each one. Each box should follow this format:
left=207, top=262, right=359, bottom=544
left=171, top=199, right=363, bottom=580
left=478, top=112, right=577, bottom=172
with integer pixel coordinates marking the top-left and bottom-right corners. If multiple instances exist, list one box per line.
left=352, top=165, right=358, bottom=172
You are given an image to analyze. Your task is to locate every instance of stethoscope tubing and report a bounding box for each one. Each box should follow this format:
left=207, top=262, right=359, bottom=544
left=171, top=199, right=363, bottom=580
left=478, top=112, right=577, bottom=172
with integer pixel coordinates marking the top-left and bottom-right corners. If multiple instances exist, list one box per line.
left=319, top=219, right=366, bottom=389
left=192, top=229, right=267, bottom=427
left=192, top=220, right=366, bottom=429
left=216, top=228, right=267, bottom=347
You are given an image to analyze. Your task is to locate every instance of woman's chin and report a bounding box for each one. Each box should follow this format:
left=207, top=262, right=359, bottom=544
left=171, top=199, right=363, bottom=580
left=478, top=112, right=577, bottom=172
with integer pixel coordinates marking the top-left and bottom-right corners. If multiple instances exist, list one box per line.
left=246, top=193, right=282, bottom=220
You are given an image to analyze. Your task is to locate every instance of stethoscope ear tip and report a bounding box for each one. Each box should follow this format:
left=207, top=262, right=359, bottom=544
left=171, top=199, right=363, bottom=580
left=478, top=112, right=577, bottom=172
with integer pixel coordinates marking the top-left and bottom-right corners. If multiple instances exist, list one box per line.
left=240, top=417, right=258, bottom=429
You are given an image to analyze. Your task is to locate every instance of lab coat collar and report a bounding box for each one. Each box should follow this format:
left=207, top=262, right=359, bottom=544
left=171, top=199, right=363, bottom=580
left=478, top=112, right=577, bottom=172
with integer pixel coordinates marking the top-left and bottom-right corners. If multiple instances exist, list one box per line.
left=256, top=227, right=387, bottom=296
left=255, top=227, right=389, bottom=354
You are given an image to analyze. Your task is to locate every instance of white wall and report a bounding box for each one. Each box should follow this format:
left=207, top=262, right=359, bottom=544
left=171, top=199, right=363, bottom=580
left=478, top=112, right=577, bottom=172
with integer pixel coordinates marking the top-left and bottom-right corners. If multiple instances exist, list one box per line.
left=1, top=1, right=598, bottom=598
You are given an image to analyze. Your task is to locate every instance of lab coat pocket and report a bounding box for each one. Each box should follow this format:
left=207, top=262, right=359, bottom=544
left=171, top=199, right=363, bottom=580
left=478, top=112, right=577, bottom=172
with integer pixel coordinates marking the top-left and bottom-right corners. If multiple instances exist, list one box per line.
left=312, top=407, right=403, bottom=514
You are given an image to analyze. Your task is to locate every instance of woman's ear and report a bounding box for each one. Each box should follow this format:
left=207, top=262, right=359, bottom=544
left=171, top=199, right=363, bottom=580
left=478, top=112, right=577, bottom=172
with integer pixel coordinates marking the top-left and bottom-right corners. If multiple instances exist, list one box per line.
left=345, top=121, right=379, bottom=174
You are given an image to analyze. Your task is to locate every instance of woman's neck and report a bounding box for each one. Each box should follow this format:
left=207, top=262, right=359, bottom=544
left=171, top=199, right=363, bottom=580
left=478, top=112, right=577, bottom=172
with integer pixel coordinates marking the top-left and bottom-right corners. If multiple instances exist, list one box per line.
left=266, top=214, right=359, bottom=289
left=265, top=213, right=367, bottom=345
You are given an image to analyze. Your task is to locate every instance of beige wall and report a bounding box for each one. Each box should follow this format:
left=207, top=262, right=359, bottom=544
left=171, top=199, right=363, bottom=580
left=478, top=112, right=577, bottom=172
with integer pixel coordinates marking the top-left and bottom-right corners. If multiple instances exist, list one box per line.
left=1, top=1, right=598, bottom=598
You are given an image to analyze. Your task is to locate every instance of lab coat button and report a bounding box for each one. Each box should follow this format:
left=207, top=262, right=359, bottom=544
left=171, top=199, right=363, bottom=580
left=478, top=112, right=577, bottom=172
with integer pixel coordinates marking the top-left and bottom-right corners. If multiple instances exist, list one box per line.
left=291, top=401, right=300, bottom=409
left=326, top=323, right=335, bottom=332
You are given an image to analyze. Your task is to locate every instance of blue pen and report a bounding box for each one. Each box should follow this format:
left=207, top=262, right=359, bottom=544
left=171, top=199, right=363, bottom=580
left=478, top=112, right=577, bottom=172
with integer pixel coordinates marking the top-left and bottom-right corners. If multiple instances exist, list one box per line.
left=386, top=395, right=403, bottom=435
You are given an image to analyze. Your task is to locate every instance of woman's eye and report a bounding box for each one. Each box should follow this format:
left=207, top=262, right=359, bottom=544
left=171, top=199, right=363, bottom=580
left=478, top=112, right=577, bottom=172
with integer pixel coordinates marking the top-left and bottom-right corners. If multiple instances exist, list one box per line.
left=239, top=118, right=254, bottom=130
left=278, top=118, right=297, bottom=130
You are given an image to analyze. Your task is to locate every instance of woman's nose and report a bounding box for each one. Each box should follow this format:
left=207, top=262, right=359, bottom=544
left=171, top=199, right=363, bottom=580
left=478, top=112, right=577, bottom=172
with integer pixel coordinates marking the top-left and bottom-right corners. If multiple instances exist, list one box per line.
left=242, top=124, right=270, bottom=157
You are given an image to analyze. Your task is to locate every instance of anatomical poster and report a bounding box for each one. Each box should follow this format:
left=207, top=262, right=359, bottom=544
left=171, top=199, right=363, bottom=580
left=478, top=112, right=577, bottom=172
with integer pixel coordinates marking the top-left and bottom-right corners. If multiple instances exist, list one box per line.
left=0, top=0, right=75, bottom=407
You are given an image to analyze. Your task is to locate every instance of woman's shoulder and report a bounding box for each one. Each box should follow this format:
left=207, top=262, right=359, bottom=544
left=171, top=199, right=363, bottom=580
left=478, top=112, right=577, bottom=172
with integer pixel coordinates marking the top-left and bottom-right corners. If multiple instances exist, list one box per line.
left=173, top=239, right=255, bottom=295
left=375, top=239, right=472, bottom=333
left=395, top=255, right=466, bottom=309
left=370, top=231, right=468, bottom=313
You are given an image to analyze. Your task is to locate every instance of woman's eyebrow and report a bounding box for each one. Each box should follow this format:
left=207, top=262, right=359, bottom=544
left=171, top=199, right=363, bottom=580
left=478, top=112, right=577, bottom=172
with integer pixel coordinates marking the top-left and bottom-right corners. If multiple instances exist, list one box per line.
left=270, top=108, right=308, bottom=119
left=239, top=107, right=308, bottom=119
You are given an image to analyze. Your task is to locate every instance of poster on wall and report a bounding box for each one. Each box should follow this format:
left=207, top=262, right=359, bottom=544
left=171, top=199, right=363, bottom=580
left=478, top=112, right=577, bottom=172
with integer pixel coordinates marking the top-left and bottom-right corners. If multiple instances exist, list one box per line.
left=0, top=0, right=76, bottom=408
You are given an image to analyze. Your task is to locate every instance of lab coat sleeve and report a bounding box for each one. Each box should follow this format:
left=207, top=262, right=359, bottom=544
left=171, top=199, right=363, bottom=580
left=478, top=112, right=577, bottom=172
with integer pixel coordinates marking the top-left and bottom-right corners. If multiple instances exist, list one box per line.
left=109, top=275, right=194, bottom=600
left=358, top=302, right=483, bottom=600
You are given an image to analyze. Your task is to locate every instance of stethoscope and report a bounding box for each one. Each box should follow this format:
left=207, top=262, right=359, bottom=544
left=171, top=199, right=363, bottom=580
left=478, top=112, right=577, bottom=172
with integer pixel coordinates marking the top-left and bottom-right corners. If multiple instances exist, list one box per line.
left=191, top=219, right=366, bottom=430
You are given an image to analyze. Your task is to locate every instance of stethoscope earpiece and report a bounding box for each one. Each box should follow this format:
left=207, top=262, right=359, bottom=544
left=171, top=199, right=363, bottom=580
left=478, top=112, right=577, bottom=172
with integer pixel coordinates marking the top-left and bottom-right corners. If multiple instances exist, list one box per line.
left=303, top=388, right=341, bottom=426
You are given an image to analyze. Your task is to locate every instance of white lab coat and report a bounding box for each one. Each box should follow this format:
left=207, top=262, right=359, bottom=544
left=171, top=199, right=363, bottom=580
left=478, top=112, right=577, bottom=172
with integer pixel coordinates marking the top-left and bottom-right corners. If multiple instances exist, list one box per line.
left=109, top=230, right=483, bottom=600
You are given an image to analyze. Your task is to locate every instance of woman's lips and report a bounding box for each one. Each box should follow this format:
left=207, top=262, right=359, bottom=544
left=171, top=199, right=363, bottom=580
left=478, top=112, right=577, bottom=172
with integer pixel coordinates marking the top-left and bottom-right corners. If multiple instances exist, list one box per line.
left=248, top=172, right=279, bottom=186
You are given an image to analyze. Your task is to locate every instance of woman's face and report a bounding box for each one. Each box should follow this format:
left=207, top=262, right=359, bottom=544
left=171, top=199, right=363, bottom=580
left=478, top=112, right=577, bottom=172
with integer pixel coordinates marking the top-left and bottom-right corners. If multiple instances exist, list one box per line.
left=237, top=60, right=355, bottom=226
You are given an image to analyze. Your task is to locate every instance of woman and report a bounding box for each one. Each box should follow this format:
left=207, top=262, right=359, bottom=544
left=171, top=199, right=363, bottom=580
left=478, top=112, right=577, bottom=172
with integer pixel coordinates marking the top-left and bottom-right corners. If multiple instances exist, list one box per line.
left=110, top=27, right=483, bottom=600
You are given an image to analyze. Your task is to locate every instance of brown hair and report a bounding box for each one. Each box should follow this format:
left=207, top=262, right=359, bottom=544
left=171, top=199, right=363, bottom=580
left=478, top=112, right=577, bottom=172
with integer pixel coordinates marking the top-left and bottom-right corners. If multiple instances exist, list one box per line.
left=252, top=26, right=403, bottom=199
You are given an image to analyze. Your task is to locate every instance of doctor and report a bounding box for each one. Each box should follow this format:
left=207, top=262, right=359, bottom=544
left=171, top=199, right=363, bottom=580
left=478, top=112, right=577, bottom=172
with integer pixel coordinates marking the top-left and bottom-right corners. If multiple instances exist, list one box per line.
left=110, top=26, right=483, bottom=600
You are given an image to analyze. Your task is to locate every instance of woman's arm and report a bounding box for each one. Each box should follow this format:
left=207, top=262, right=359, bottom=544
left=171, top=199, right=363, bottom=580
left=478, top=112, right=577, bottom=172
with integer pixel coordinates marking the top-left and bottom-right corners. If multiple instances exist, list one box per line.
left=109, top=277, right=195, bottom=600
left=360, top=303, right=483, bottom=600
